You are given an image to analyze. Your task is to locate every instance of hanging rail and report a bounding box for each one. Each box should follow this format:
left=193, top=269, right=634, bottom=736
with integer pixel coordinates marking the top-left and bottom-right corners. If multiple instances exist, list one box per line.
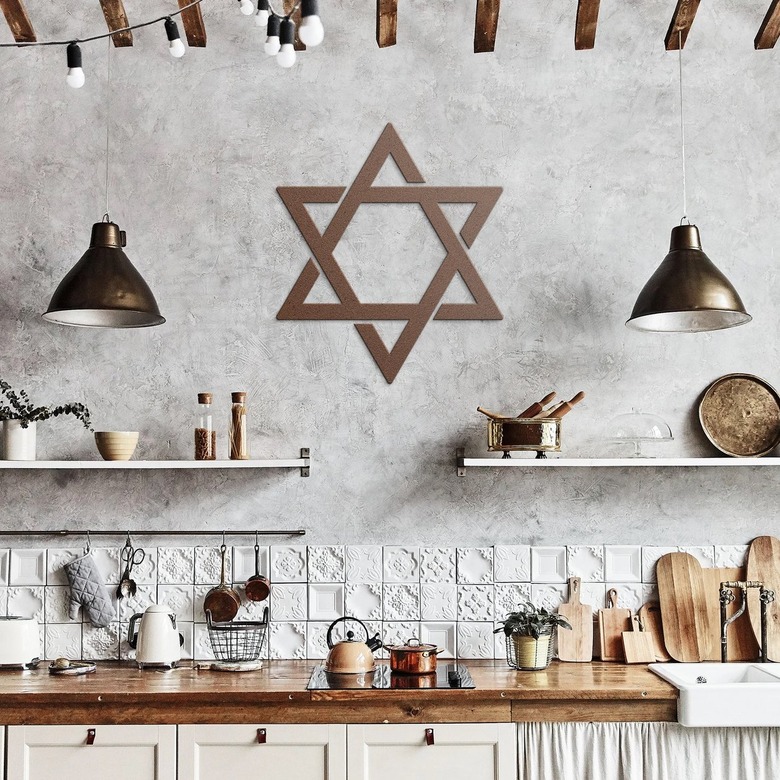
left=0, top=529, right=306, bottom=537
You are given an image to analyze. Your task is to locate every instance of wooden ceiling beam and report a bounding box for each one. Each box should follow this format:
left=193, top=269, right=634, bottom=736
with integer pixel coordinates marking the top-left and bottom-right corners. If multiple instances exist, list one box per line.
left=0, top=0, right=35, bottom=43
left=177, top=0, right=206, bottom=47
left=283, top=0, right=305, bottom=51
left=98, top=0, right=132, bottom=47
left=575, top=0, right=601, bottom=50
left=755, top=0, right=780, bottom=49
left=474, top=0, right=500, bottom=53
left=376, top=0, right=397, bottom=47
left=664, top=0, right=702, bottom=50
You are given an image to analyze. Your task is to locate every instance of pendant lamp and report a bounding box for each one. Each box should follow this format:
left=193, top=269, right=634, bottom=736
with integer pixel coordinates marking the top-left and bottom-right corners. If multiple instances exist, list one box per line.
left=42, top=41, right=164, bottom=329
left=626, top=33, right=750, bottom=333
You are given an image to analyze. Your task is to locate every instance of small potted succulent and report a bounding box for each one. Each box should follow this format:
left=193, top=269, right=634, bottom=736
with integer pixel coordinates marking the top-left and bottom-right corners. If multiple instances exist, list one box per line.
left=0, top=380, right=93, bottom=460
left=494, top=601, right=572, bottom=671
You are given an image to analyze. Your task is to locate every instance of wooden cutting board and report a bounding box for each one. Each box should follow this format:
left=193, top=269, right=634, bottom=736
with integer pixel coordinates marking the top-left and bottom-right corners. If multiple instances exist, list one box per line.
left=598, top=588, right=631, bottom=661
left=637, top=603, right=670, bottom=662
left=746, top=535, right=780, bottom=661
left=656, top=552, right=712, bottom=662
left=557, top=576, right=592, bottom=662
left=622, top=615, right=656, bottom=664
left=701, top=566, right=759, bottom=661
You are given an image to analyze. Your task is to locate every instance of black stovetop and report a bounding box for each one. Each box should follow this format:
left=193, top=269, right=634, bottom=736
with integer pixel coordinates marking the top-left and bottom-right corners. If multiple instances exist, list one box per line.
left=307, top=662, right=475, bottom=690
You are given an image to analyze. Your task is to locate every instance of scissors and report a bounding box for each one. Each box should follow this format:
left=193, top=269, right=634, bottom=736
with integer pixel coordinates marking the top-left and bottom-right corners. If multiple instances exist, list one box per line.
left=116, top=535, right=145, bottom=599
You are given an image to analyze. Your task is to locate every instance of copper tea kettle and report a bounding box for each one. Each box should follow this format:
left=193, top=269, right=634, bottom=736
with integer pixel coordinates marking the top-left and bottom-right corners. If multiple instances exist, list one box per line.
left=324, top=617, right=383, bottom=674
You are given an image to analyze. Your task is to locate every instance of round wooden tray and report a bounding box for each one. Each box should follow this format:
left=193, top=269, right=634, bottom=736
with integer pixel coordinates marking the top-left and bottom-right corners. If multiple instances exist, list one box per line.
left=699, top=373, right=780, bottom=457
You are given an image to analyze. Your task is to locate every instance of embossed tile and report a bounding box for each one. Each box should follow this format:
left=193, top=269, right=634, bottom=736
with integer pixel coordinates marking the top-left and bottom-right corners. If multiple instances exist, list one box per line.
left=47, top=548, right=79, bottom=585
left=604, top=546, right=641, bottom=583
left=494, top=545, right=531, bottom=583
left=9, top=550, right=46, bottom=586
left=0, top=550, right=8, bottom=586
left=307, top=621, right=330, bottom=659
left=419, top=548, right=456, bottom=583
left=715, top=545, right=749, bottom=568
left=44, top=586, right=77, bottom=624
left=494, top=583, right=531, bottom=619
left=82, top=622, right=120, bottom=660
left=384, top=547, right=420, bottom=583
left=127, top=546, right=157, bottom=585
left=0, top=587, right=7, bottom=617
left=345, top=582, right=382, bottom=621
left=158, top=548, right=195, bottom=584
left=233, top=546, right=269, bottom=583
left=580, top=583, right=607, bottom=614
left=8, top=586, right=44, bottom=621
left=92, top=548, right=121, bottom=585
left=420, top=583, right=457, bottom=621
left=530, top=584, right=567, bottom=612
left=157, top=585, right=195, bottom=622
left=118, top=584, right=156, bottom=622
left=457, top=622, right=494, bottom=659
left=383, top=584, right=420, bottom=621
left=604, top=584, right=644, bottom=612
left=531, top=547, right=567, bottom=583
left=269, top=622, right=307, bottom=659
left=193, top=585, right=213, bottom=623
left=457, top=584, right=494, bottom=622
left=193, top=624, right=215, bottom=660
left=420, top=622, right=456, bottom=658
left=308, top=546, right=345, bottom=582
left=45, top=623, right=82, bottom=659
left=641, top=547, right=677, bottom=583
left=382, top=621, right=420, bottom=648
left=678, top=546, right=716, bottom=568
left=195, top=547, right=231, bottom=585
left=308, top=583, right=345, bottom=621
left=457, top=548, right=493, bottom=584
left=178, top=622, right=194, bottom=660
left=239, top=597, right=270, bottom=622
left=346, top=546, right=382, bottom=582
left=270, top=583, right=307, bottom=622
left=270, top=546, right=307, bottom=582
left=567, top=546, right=604, bottom=582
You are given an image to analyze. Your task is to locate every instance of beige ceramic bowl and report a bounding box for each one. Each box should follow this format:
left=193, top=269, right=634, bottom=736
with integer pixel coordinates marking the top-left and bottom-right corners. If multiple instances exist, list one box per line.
left=94, top=431, right=139, bottom=461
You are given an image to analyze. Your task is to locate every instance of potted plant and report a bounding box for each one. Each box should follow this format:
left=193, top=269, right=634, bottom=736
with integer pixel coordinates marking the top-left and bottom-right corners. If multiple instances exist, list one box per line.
left=494, top=601, right=572, bottom=671
left=0, top=380, right=93, bottom=461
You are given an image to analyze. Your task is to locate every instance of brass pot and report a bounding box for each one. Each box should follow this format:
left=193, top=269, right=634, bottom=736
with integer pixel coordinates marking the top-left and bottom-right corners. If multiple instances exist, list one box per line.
left=385, top=637, right=444, bottom=674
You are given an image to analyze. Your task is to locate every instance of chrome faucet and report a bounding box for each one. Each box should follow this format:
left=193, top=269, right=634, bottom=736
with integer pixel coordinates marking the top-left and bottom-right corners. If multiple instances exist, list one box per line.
left=719, top=580, right=775, bottom=663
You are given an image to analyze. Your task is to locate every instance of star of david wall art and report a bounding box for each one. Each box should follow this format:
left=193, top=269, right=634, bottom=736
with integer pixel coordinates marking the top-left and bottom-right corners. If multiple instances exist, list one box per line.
left=277, top=124, right=503, bottom=383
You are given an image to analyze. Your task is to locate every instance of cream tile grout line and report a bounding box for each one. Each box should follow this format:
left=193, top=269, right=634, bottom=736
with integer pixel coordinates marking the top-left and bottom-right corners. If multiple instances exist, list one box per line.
left=1, top=544, right=746, bottom=661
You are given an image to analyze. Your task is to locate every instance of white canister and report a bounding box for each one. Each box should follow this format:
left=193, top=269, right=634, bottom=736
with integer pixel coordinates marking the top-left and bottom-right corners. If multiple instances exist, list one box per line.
left=2, top=420, right=36, bottom=460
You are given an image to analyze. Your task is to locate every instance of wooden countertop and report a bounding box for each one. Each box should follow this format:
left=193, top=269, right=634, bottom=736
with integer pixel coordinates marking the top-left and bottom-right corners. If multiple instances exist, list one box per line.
left=0, top=660, right=677, bottom=725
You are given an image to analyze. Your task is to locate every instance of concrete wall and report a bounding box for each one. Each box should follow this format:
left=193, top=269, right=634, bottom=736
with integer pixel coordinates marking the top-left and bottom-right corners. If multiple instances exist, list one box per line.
left=1, top=0, right=779, bottom=546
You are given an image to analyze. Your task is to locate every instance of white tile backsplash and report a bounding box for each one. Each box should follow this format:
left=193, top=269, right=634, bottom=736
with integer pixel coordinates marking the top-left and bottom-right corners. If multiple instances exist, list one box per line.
left=346, top=546, right=382, bottom=582
left=419, top=548, right=456, bottom=583
left=604, top=546, right=642, bottom=583
left=270, top=546, right=307, bottom=582
left=10, top=550, right=46, bottom=586
left=457, top=548, right=494, bottom=584
left=383, top=547, right=419, bottom=583
left=494, top=545, right=530, bottom=582
left=308, top=583, right=345, bottom=621
left=531, top=547, right=567, bottom=583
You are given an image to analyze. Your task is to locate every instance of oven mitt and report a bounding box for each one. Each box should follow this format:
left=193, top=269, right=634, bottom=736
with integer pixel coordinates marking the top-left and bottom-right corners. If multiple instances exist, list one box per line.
left=65, top=551, right=116, bottom=628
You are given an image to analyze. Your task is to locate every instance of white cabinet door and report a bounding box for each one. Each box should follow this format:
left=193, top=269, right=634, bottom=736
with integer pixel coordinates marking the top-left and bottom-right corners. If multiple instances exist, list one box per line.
left=178, top=724, right=347, bottom=780
left=348, top=723, right=517, bottom=780
left=7, top=725, right=176, bottom=780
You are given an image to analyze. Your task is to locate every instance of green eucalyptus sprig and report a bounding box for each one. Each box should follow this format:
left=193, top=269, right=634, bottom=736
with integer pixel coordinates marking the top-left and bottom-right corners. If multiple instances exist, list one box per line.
left=0, top=380, right=93, bottom=431
left=493, top=601, right=572, bottom=639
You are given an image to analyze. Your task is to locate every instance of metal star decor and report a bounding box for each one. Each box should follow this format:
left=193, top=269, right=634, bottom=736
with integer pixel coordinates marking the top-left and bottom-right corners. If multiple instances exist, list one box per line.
left=277, top=124, right=503, bottom=383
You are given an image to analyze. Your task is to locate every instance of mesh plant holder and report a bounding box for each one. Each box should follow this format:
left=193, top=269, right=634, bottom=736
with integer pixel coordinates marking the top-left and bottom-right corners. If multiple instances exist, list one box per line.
left=504, top=628, right=556, bottom=671
left=207, top=606, right=268, bottom=662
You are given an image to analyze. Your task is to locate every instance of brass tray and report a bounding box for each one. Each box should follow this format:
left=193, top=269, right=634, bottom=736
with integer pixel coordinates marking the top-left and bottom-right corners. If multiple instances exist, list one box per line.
left=699, top=373, right=780, bottom=457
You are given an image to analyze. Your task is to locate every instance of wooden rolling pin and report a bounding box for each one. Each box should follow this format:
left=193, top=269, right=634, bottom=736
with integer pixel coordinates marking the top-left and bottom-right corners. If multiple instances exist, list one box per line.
left=476, top=407, right=513, bottom=420
left=517, top=392, right=557, bottom=419
left=532, top=391, right=585, bottom=419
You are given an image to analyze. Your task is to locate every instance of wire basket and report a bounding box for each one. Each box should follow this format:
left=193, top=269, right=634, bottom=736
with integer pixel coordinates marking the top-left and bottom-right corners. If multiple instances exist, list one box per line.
left=206, top=606, right=269, bottom=662
left=504, top=629, right=555, bottom=671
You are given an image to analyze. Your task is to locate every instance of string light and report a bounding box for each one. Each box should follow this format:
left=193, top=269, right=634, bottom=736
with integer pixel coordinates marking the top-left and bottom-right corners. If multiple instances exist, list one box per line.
left=255, top=0, right=270, bottom=27
left=164, top=18, right=186, bottom=58
left=238, top=0, right=255, bottom=16
left=65, top=42, right=84, bottom=88
left=298, top=0, right=323, bottom=47
left=264, top=14, right=281, bottom=55
left=277, top=17, right=296, bottom=67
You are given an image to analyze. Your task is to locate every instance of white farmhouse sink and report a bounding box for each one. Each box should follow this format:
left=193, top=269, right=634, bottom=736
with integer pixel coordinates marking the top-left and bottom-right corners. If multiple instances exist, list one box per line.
left=650, top=662, right=780, bottom=727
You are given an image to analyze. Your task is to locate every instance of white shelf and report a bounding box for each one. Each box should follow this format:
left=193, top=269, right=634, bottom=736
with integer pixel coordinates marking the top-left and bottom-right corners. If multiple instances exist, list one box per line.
left=456, top=449, right=780, bottom=475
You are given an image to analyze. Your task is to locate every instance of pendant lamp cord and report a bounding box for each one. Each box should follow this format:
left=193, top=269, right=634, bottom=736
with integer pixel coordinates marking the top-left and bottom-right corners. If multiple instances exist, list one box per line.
left=678, top=29, right=688, bottom=225
left=104, top=36, right=111, bottom=222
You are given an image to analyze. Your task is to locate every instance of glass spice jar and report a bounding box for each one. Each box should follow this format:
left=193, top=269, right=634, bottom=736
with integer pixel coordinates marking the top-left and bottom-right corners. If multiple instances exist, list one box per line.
left=194, top=392, right=216, bottom=460
left=229, top=391, right=249, bottom=460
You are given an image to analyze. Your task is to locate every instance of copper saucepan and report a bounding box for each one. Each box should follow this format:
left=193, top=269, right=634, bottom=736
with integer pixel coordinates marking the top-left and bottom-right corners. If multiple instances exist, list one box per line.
left=203, top=544, right=240, bottom=622
left=244, top=536, right=271, bottom=602
left=384, top=637, right=445, bottom=674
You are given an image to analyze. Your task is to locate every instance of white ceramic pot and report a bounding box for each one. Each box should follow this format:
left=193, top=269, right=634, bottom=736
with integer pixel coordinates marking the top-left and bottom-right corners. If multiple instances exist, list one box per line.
left=2, top=420, right=36, bottom=460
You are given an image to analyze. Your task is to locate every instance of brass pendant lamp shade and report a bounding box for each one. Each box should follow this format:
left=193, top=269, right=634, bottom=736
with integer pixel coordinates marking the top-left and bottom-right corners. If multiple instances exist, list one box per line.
left=42, top=221, right=165, bottom=328
left=626, top=224, right=751, bottom=333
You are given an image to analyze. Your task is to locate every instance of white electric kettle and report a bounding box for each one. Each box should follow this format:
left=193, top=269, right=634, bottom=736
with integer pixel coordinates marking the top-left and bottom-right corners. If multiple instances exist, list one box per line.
left=127, top=605, right=183, bottom=669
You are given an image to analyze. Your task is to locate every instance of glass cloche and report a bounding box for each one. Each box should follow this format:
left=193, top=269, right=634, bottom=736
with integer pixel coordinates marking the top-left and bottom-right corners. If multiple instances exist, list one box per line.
left=607, top=409, right=673, bottom=457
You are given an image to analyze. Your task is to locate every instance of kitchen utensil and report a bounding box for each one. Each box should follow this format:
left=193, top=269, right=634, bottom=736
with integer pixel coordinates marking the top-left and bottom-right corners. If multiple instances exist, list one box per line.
left=699, top=374, right=780, bottom=457
left=324, top=616, right=382, bottom=674
left=656, top=552, right=712, bottom=662
left=701, top=566, right=759, bottom=661
left=476, top=406, right=513, bottom=419
left=622, top=615, right=656, bottom=664
left=203, top=544, right=240, bottom=623
left=127, top=604, right=184, bottom=668
left=608, top=410, right=673, bottom=457
left=202, top=661, right=264, bottom=672
left=517, top=391, right=557, bottom=418
left=385, top=637, right=445, bottom=674
left=94, top=430, right=139, bottom=461
left=598, top=588, right=632, bottom=661
left=244, top=535, right=271, bottom=602
left=637, top=603, right=670, bottom=661
left=557, top=576, right=592, bottom=662
left=487, top=418, right=561, bottom=456
left=48, top=659, right=96, bottom=676
left=747, top=535, right=780, bottom=661
left=0, top=616, right=40, bottom=668
left=535, top=390, right=585, bottom=419
left=206, top=606, right=268, bottom=663
left=116, top=535, right=145, bottom=599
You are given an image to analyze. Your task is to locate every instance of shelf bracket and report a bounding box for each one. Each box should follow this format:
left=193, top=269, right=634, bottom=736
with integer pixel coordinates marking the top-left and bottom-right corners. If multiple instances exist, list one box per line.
left=300, top=447, right=310, bottom=477
left=456, top=447, right=466, bottom=477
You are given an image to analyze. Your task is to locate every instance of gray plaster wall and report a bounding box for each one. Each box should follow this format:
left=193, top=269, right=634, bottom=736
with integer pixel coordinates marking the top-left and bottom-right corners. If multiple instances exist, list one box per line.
left=0, top=0, right=778, bottom=546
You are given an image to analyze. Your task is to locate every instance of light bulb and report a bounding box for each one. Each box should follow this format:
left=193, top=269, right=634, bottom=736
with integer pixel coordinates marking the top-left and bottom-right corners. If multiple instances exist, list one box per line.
left=65, top=43, right=85, bottom=89
left=164, top=19, right=186, bottom=58
left=277, top=43, right=296, bottom=67
left=264, top=14, right=281, bottom=55
left=299, top=0, right=323, bottom=46
left=255, top=0, right=269, bottom=26
left=239, top=0, right=254, bottom=16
